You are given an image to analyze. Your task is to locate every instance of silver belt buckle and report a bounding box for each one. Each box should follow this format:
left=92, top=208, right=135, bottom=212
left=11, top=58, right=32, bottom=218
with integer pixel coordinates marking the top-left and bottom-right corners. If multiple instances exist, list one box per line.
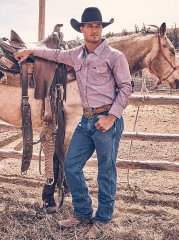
left=83, top=108, right=94, bottom=118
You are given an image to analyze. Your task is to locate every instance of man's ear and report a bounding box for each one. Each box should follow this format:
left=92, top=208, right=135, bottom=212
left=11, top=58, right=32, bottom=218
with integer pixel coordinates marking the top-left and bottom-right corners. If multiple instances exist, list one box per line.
left=80, top=26, right=83, bottom=33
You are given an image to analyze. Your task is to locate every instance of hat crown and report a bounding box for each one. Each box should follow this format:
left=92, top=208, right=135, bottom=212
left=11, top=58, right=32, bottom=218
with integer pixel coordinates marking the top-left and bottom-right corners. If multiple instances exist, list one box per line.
left=81, top=7, right=102, bottom=23
left=70, top=7, right=114, bottom=33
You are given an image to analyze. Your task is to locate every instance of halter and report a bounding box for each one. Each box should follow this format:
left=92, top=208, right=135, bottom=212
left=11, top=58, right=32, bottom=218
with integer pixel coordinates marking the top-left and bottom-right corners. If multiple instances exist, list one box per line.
left=149, top=34, right=179, bottom=85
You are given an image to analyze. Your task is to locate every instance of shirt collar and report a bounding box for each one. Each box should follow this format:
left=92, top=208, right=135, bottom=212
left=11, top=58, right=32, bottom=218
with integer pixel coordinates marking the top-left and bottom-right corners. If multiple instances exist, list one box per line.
left=93, top=39, right=107, bottom=56
left=82, top=38, right=107, bottom=57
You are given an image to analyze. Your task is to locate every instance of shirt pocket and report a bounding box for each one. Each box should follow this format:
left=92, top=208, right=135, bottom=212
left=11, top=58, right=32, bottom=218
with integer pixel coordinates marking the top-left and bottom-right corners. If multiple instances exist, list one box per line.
left=90, top=65, right=107, bottom=74
left=74, top=64, right=82, bottom=72
left=89, top=65, right=109, bottom=86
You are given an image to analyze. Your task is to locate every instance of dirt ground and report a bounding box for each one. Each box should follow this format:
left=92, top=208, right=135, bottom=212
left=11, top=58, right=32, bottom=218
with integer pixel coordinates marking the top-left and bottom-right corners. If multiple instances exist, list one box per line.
left=0, top=91, right=179, bottom=240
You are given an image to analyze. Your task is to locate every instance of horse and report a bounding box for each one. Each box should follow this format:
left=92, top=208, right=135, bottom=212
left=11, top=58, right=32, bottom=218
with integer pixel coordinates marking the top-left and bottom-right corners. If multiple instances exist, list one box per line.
left=0, top=22, right=179, bottom=213
left=108, top=23, right=179, bottom=89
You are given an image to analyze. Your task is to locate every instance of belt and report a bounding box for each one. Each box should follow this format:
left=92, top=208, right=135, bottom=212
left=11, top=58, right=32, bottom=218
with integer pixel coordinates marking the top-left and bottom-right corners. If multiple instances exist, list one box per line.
left=83, top=104, right=112, bottom=118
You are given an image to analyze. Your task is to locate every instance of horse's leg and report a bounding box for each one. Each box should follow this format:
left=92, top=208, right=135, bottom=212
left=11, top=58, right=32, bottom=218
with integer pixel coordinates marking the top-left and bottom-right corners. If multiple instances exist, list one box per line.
left=141, top=69, right=149, bottom=93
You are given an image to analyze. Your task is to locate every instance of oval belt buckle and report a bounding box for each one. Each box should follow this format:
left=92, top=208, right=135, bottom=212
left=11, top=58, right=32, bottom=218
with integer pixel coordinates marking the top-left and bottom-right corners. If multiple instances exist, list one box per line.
left=88, top=108, right=94, bottom=118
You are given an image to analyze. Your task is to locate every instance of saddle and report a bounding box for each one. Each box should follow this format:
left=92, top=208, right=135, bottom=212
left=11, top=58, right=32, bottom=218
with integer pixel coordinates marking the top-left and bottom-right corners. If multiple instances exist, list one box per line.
left=0, top=28, right=79, bottom=208
left=0, top=28, right=68, bottom=174
left=0, top=29, right=67, bottom=120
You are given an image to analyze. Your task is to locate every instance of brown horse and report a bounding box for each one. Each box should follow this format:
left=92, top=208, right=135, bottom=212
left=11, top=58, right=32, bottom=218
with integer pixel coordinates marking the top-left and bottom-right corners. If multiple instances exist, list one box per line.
left=108, top=23, right=179, bottom=89
left=0, top=22, right=179, bottom=212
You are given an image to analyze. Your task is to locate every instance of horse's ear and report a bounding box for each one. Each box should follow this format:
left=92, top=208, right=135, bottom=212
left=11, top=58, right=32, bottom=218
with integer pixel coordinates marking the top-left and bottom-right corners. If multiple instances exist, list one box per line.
left=159, top=22, right=166, bottom=37
left=10, top=30, right=24, bottom=43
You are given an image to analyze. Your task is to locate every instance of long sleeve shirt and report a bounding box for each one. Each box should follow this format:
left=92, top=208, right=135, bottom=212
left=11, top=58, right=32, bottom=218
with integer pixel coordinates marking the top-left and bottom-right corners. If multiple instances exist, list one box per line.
left=34, top=39, right=132, bottom=118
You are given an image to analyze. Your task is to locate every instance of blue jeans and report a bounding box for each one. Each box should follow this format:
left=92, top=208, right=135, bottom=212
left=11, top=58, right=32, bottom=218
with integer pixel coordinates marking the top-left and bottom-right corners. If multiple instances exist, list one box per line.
left=64, top=112, right=124, bottom=223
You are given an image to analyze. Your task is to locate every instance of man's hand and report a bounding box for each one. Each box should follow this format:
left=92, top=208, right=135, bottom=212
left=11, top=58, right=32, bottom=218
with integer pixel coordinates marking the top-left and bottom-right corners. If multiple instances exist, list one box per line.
left=14, top=49, right=34, bottom=64
left=95, top=114, right=116, bottom=132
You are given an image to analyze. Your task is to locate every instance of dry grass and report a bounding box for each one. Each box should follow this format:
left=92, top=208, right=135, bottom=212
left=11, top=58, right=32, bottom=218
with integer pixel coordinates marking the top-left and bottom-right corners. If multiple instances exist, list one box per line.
left=0, top=160, right=179, bottom=240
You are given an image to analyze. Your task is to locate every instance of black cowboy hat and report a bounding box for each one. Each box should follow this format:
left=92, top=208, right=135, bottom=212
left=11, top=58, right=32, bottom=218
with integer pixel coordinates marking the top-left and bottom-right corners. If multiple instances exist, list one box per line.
left=70, top=7, right=114, bottom=33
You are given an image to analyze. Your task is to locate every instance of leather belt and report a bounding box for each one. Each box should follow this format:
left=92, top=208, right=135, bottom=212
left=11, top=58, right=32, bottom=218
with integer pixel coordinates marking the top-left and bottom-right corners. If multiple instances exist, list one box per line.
left=83, top=104, right=112, bottom=118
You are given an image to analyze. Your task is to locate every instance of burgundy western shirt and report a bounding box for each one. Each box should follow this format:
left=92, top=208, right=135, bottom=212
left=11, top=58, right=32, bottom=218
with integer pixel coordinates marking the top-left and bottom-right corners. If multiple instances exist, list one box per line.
left=34, top=39, right=132, bottom=118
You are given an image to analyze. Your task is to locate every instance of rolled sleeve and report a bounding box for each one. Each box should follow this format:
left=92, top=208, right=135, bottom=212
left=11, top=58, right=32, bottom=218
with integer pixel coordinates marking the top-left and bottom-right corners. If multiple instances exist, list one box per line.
left=109, top=53, right=132, bottom=118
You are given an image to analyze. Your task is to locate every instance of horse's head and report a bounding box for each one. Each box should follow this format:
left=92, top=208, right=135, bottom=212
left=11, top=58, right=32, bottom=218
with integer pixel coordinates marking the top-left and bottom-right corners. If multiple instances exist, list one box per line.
left=149, top=23, right=179, bottom=89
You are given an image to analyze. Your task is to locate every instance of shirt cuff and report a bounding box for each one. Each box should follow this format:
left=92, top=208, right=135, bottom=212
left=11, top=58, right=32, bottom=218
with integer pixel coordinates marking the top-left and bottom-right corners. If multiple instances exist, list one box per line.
left=109, top=103, right=124, bottom=119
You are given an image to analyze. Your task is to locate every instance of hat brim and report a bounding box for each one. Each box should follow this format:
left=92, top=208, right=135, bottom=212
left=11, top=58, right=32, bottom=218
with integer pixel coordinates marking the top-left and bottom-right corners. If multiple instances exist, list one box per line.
left=70, top=18, right=114, bottom=33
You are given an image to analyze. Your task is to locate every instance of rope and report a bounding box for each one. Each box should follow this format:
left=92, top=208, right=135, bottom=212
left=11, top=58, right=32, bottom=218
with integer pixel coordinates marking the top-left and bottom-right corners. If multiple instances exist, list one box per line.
left=126, top=73, right=146, bottom=186
left=40, top=120, right=56, bottom=184
left=39, top=143, right=42, bottom=175
left=126, top=105, right=140, bottom=186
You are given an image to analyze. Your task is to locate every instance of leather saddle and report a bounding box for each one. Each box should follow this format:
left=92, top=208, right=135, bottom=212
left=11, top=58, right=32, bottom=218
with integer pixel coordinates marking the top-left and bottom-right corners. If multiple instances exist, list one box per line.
left=0, top=27, right=69, bottom=173
left=0, top=30, right=66, bottom=99
left=0, top=28, right=68, bottom=121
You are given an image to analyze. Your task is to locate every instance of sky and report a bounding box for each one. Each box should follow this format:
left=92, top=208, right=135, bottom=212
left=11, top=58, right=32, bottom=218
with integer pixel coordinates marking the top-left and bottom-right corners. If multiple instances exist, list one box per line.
left=0, top=0, right=179, bottom=42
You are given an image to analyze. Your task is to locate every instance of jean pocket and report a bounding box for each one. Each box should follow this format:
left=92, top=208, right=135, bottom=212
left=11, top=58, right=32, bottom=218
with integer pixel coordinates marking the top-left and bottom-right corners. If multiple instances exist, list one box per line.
left=116, top=116, right=124, bottom=137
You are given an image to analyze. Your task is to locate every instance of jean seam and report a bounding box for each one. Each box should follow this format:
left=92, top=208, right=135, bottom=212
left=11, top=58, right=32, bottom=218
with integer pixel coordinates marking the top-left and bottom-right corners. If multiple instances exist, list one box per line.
left=75, top=139, right=92, bottom=217
left=110, top=121, right=116, bottom=198
left=102, top=122, right=116, bottom=222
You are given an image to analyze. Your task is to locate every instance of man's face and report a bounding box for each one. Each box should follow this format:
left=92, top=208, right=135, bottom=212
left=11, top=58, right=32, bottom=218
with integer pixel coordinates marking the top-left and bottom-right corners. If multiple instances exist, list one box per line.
left=80, top=23, right=102, bottom=43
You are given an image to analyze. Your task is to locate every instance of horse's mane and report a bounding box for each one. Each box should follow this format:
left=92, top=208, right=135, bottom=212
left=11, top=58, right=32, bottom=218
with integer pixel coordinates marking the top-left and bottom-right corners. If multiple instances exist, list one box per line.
left=106, top=29, right=159, bottom=43
left=64, top=27, right=159, bottom=48
left=65, top=39, right=84, bottom=49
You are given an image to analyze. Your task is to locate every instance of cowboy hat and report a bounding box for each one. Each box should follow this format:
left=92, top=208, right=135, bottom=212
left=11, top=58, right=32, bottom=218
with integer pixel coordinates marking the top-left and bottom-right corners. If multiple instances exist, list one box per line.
left=70, top=7, right=114, bottom=33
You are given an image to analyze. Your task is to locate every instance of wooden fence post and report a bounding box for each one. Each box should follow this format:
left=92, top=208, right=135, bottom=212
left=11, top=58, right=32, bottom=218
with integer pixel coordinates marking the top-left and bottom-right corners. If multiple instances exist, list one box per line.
left=38, top=0, right=46, bottom=41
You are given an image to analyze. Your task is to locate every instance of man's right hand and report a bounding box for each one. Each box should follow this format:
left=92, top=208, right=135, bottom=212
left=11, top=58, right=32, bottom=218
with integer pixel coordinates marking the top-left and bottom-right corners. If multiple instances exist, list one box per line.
left=14, top=49, right=34, bottom=64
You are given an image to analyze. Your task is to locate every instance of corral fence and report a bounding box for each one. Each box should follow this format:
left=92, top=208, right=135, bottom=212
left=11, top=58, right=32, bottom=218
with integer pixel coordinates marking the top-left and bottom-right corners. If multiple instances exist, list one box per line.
left=0, top=75, right=179, bottom=172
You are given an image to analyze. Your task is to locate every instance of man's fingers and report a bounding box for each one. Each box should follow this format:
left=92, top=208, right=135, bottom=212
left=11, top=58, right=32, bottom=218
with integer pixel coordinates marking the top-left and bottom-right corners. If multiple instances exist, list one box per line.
left=95, top=121, right=99, bottom=127
left=95, top=121, right=101, bottom=128
left=18, top=56, right=27, bottom=64
left=95, top=121, right=106, bottom=131
left=14, top=50, right=31, bottom=63
left=14, top=51, right=23, bottom=60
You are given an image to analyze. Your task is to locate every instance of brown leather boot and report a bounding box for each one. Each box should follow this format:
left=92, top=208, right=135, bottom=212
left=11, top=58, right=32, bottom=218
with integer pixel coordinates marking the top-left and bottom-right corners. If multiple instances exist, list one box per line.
left=58, top=217, right=81, bottom=228
left=84, top=221, right=111, bottom=239
left=58, top=216, right=92, bottom=229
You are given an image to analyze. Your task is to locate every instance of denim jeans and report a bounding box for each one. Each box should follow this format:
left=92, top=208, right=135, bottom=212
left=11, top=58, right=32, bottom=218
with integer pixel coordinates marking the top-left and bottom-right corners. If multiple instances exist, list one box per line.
left=64, top=112, right=124, bottom=223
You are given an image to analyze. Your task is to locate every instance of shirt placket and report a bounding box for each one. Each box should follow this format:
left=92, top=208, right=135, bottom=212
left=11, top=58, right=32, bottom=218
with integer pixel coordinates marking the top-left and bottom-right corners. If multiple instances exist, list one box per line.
left=82, top=54, right=91, bottom=108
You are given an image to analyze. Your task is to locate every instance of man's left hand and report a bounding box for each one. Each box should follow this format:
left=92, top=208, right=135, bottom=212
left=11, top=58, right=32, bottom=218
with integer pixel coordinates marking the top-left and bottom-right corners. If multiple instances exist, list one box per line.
left=95, top=114, right=116, bottom=132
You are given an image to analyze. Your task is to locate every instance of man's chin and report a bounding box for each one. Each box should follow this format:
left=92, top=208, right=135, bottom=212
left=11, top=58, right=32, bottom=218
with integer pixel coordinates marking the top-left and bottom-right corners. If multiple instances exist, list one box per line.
left=89, top=38, right=101, bottom=43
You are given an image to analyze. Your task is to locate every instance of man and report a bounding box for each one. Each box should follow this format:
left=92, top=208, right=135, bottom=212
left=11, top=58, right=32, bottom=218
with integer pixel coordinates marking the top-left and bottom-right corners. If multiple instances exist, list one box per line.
left=14, top=7, right=132, bottom=239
